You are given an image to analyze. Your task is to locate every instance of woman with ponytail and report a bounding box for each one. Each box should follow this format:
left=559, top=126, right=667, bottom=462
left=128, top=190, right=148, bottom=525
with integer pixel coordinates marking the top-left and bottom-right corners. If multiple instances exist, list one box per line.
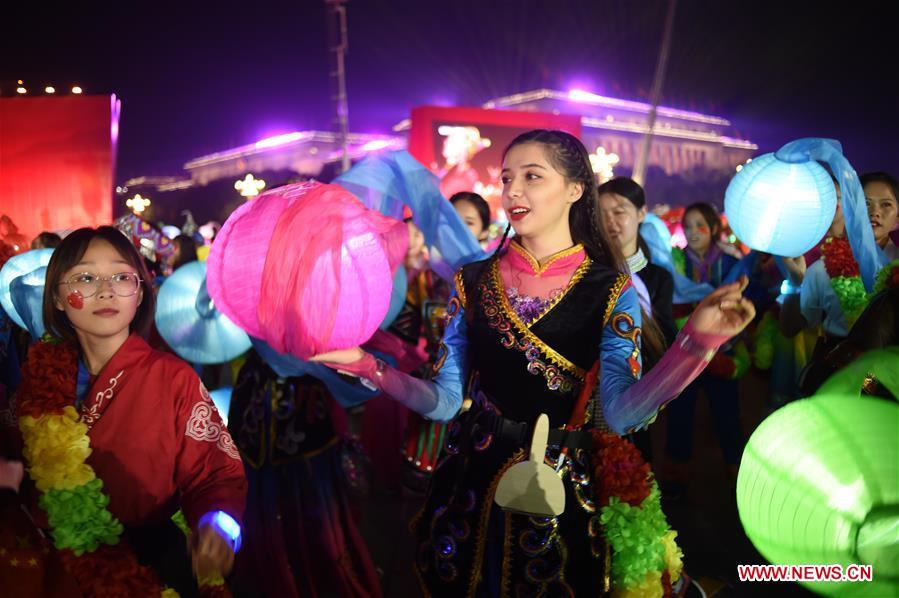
left=313, top=130, right=754, bottom=596
left=597, top=177, right=675, bottom=463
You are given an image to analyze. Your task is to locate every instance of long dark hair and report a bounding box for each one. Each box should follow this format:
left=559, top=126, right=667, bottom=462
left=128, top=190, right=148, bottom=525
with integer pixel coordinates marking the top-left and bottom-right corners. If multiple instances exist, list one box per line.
left=501, top=129, right=623, bottom=272
left=43, top=226, right=155, bottom=342
left=449, top=191, right=491, bottom=233
left=596, top=176, right=652, bottom=259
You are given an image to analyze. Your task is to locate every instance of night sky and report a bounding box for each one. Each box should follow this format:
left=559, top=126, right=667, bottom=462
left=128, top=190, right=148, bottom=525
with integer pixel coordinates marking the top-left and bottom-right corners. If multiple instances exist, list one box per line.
left=3, top=0, right=897, bottom=183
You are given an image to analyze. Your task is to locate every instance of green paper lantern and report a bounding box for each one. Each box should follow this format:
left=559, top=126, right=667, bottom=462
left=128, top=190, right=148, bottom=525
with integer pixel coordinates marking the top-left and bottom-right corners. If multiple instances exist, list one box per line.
left=737, top=389, right=898, bottom=596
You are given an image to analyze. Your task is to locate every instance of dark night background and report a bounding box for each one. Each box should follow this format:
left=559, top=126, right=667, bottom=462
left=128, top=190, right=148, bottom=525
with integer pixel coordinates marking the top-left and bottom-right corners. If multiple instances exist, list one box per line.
left=3, top=0, right=897, bottom=183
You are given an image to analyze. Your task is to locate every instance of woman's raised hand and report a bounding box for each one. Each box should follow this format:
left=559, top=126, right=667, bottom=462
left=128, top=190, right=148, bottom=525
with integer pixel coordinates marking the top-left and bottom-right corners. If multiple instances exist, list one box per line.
left=688, top=275, right=756, bottom=339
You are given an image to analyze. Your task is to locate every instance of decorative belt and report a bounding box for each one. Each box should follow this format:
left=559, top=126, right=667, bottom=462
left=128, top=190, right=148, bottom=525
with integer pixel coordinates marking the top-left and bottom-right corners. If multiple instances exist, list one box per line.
left=473, top=407, right=594, bottom=454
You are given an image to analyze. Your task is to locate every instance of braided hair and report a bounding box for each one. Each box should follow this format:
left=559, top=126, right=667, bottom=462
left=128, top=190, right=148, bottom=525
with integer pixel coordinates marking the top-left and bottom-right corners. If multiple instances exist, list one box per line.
left=465, top=130, right=624, bottom=322
left=501, top=130, right=624, bottom=272
left=499, top=132, right=669, bottom=366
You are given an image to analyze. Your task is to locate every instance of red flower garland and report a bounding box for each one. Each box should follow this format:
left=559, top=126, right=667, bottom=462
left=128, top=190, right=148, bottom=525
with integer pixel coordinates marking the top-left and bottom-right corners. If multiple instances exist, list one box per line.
left=589, top=431, right=652, bottom=507
left=16, top=340, right=79, bottom=417
left=661, top=569, right=673, bottom=595
left=821, top=237, right=859, bottom=278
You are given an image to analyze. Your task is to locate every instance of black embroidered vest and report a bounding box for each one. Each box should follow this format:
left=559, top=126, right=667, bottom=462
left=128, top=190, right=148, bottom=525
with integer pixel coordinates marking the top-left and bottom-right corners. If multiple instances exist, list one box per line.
left=457, top=255, right=628, bottom=427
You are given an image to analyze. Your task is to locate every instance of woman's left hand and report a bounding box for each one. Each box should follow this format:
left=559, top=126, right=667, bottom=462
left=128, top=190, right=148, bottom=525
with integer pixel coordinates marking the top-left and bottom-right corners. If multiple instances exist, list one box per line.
left=688, top=275, right=756, bottom=338
left=191, top=522, right=235, bottom=583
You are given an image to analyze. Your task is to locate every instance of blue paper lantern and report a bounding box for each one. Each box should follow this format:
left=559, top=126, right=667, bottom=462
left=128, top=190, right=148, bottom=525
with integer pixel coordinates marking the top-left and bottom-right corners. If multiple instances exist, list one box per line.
left=0, top=248, right=54, bottom=330
left=725, top=153, right=836, bottom=257
left=10, top=267, right=48, bottom=338
left=155, top=261, right=251, bottom=364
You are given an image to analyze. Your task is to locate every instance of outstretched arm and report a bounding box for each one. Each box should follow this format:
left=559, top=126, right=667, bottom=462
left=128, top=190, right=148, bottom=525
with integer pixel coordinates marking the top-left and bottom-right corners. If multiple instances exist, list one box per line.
left=312, top=291, right=468, bottom=423
left=602, top=279, right=754, bottom=434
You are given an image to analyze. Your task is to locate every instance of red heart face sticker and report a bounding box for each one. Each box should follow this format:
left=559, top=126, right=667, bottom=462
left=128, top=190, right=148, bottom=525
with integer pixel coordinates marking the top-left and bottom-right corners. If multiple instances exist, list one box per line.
left=67, top=290, right=84, bottom=310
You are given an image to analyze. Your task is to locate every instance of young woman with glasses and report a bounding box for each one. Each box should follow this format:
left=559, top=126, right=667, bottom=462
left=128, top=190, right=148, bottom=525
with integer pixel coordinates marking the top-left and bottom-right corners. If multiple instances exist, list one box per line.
left=2, top=226, right=246, bottom=596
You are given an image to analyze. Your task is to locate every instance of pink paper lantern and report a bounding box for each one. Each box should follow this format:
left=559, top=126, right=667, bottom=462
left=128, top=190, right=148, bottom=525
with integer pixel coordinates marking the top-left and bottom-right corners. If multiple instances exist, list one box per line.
left=207, top=181, right=316, bottom=338
left=207, top=181, right=408, bottom=359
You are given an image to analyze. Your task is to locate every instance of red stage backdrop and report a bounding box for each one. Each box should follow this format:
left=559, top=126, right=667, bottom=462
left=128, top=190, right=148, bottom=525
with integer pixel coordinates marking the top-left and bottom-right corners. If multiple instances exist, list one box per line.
left=0, top=95, right=120, bottom=243
left=408, top=106, right=581, bottom=219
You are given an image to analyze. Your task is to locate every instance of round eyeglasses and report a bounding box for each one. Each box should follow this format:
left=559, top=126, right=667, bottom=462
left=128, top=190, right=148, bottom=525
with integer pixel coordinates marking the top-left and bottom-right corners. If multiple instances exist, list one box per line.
left=59, top=272, right=142, bottom=298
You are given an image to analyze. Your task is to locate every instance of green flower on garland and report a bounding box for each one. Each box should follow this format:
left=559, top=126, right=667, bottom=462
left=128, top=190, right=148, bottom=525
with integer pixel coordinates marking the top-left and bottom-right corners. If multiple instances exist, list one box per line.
left=872, top=259, right=899, bottom=296
left=672, top=247, right=686, bottom=276
left=831, top=275, right=868, bottom=329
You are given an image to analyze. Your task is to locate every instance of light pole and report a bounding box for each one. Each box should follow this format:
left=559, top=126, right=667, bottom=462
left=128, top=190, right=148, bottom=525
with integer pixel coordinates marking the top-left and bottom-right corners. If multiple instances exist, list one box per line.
left=632, top=0, right=678, bottom=186
left=326, top=0, right=351, bottom=173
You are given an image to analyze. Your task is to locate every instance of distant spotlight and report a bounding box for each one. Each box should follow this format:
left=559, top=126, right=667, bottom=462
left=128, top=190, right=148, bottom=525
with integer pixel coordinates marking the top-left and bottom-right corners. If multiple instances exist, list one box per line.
left=568, top=88, right=604, bottom=104
left=235, top=173, right=266, bottom=198
left=72, top=86, right=83, bottom=94
left=16, top=87, right=26, bottom=94
left=45, top=86, right=56, bottom=94
left=361, top=139, right=391, bottom=152
left=17, top=79, right=23, bottom=85
left=126, top=194, right=151, bottom=214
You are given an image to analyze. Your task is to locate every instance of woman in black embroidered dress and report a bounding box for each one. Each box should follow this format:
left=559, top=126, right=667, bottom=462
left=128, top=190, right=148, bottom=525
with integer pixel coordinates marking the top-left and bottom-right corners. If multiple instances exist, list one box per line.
left=313, top=130, right=754, bottom=596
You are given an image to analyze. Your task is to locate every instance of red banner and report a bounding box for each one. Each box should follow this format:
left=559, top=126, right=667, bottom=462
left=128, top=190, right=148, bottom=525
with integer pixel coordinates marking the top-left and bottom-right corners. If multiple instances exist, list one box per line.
left=0, top=95, right=120, bottom=244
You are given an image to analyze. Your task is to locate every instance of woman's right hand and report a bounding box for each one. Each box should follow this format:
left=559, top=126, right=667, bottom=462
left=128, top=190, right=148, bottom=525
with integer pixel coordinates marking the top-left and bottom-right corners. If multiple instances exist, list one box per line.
left=781, top=256, right=807, bottom=285
left=309, top=347, right=365, bottom=365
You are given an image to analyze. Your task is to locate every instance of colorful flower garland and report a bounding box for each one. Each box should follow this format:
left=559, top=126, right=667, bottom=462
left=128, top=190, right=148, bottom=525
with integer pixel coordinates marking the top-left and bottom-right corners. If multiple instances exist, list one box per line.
left=15, top=337, right=230, bottom=597
left=589, top=431, right=684, bottom=597
left=820, top=237, right=867, bottom=329
left=751, top=311, right=778, bottom=371
left=872, top=259, right=899, bottom=296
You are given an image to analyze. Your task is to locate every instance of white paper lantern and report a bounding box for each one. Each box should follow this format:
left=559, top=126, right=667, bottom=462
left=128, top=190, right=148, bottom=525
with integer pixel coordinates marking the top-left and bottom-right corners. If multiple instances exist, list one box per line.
left=724, top=153, right=837, bottom=257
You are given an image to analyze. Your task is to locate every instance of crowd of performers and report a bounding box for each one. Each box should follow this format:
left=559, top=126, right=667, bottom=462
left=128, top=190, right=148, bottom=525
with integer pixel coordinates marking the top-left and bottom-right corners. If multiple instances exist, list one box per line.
left=0, top=129, right=896, bottom=597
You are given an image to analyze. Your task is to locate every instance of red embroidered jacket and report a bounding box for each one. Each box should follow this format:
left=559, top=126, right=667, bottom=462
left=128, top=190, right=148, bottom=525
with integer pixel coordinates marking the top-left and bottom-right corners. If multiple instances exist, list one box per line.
left=82, top=333, right=246, bottom=528
left=4, top=333, right=247, bottom=531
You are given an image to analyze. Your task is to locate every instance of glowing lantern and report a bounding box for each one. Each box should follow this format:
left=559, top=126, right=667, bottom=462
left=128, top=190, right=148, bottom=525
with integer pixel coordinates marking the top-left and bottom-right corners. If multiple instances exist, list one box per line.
left=725, top=153, right=836, bottom=257
left=737, top=350, right=899, bottom=596
left=207, top=181, right=408, bottom=359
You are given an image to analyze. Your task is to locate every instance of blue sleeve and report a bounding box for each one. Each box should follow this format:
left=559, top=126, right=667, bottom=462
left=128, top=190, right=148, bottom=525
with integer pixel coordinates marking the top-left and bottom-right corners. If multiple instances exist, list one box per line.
left=598, top=285, right=643, bottom=424
left=423, top=289, right=468, bottom=421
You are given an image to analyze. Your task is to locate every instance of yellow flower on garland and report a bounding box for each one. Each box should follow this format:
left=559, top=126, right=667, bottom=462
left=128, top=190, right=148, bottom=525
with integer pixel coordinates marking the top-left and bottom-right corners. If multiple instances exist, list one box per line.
left=608, top=533, right=683, bottom=597
left=19, top=407, right=95, bottom=491
left=661, top=530, right=684, bottom=583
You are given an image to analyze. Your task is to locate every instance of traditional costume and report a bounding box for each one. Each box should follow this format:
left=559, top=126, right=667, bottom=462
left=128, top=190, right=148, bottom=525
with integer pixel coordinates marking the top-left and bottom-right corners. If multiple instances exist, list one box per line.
left=228, top=350, right=382, bottom=598
left=333, top=241, right=730, bottom=596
